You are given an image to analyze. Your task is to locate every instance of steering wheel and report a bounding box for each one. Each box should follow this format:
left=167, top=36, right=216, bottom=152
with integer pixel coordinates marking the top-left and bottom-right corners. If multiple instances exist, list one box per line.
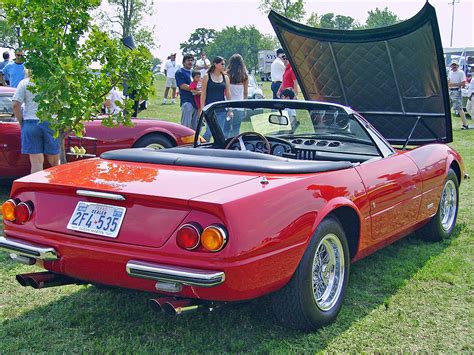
left=224, top=131, right=271, bottom=154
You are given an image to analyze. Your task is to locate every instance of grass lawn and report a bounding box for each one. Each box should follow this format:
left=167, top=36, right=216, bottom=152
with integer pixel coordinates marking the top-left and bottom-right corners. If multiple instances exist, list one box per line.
left=0, top=76, right=472, bottom=352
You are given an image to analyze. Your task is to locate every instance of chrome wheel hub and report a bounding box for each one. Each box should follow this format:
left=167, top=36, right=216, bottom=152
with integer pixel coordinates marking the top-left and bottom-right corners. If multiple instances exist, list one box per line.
left=440, top=180, right=457, bottom=231
left=312, top=233, right=344, bottom=311
left=146, top=143, right=166, bottom=150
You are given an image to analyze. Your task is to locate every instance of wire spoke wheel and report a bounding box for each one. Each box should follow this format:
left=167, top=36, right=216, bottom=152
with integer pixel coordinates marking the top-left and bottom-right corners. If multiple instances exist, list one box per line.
left=440, top=180, right=457, bottom=231
left=312, top=233, right=345, bottom=311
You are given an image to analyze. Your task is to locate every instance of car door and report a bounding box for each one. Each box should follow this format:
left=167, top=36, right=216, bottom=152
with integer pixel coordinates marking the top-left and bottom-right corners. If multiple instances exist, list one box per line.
left=355, top=153, right=422, bottom=240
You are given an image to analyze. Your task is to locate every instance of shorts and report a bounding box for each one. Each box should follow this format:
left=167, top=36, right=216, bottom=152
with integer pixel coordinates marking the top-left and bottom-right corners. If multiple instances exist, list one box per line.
left=449, top=89, right=463, bottom=111
left=166, top=77, right=177, bottom=88
left=21, top=120, right=60, bottom=155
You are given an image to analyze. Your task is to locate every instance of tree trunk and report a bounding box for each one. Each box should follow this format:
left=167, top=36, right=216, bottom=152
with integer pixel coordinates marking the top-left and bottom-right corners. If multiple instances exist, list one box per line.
left=58, top=130, right=67, bottom=164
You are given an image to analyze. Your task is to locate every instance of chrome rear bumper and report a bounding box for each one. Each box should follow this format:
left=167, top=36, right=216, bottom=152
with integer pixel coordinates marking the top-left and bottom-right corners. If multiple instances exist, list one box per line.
left=0, top=236, right=59, bottom=261
left=126, top=260, right=225, bottom=287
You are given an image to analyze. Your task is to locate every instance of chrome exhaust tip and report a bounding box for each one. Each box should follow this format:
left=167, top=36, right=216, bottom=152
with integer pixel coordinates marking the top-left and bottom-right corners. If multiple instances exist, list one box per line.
left=149, top=297, right=175, bottom=313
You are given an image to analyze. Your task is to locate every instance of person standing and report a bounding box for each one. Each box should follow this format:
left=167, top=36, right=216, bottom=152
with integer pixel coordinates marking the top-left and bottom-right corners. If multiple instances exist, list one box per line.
left=12, top=74, right=60, bottom=174
left=466, top=72, right=474, bottom=120
left=163, top=53, right=179, bottom=104
left=278, top=55, right=298, bottom=98
left=448, top=61, right=468, bottom=129
left=0, top=51, right=10, bottom=85
left=2, top=49, right=25, bottom=88
left=200, top=56, right=231, bottom=140
left=188, top=71, right=202, bottom=117
left=195, top=52, right=210, bottom=78
left=175, top=54, right=199, bottom=130
left=226, top=53, right=248, bottom=136
left=270, top=48, right=285, bottom=99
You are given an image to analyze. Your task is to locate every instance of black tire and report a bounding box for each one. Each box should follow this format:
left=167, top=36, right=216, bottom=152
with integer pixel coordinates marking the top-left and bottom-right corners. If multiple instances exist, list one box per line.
left=417, top=169, right=459, bottom=242
left=270, top=216, right=350, bottom=331
left=134, top=134, right=175, bottom=149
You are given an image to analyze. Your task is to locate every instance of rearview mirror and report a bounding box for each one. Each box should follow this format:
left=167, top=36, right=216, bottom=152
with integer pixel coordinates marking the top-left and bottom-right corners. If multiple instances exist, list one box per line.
left=269, top=114, right=289, bottom=125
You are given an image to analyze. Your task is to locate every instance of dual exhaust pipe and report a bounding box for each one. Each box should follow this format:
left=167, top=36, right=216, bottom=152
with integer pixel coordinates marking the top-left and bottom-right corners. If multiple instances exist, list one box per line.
left=149, top=297, right=217, bottom=315
left=16, top=271, right=84, bottom=289
left=15, top=272, right=216, bottom=316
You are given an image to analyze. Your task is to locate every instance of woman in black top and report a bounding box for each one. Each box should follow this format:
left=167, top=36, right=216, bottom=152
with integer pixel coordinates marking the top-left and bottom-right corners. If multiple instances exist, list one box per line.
left=200, top=56, right=231, bottom=140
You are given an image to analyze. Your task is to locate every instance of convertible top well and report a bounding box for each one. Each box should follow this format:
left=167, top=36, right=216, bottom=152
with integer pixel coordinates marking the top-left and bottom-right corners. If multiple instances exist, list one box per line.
left=269, top=2, right=452, bottom=145
left=101, top=148, right=353, bottom=174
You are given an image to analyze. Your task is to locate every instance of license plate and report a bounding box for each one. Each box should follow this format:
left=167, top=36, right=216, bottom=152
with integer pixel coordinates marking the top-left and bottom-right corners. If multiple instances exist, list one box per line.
left=67, top=202, right=126, bottom=238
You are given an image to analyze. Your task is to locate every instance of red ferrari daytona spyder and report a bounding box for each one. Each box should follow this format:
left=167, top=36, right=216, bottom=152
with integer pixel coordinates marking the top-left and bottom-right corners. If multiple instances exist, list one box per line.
left=0, top=3, right=467, bottom=330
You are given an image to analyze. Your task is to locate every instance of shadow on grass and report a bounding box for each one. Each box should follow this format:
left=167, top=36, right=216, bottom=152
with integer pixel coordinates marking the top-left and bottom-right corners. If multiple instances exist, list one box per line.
left=0, top=226, right=462, bottom=352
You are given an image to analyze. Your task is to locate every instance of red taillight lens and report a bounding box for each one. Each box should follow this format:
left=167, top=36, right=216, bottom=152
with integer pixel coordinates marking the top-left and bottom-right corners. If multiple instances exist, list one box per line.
left=14, top=201, right=33, bottom=224
left=176, top=223, right=202, bottom=250
left=1, top=199, right=17, bottom=221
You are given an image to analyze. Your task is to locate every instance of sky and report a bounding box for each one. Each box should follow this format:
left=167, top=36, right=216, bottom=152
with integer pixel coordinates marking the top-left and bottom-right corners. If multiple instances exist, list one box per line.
left=135, top=0, right=473, bottom=63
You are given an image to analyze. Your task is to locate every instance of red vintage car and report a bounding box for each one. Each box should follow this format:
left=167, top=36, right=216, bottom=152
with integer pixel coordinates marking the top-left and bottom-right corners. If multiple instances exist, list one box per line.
left=0, top=86, right=196, bottom=178
left=0, top=3, right=467, bottom=330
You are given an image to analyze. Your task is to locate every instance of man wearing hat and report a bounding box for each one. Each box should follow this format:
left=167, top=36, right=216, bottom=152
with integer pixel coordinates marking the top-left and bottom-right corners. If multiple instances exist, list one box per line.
left=163, top=53, right=180, bottom=104
left=448, top=60, right=468, bottom=129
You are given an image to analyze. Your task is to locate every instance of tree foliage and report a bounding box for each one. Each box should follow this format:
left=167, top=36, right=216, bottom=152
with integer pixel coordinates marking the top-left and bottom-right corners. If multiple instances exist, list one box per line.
left=101, top=0, right=156, bottom=49
left=206, top=26, right=276, bottom=71
left=365, top=7, right=400, bottom=28
left=3, top=0, right=153, bottom=162
left=0, top=7, right=19, bottom=49
left=259, top=0, right=305, bottom=21
left=179, top=28, right=217, bottom=57
left=306, top=12, right=356, bottom=30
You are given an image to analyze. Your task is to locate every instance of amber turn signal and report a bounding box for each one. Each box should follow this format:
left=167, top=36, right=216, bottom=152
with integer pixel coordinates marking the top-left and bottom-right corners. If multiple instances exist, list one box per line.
left=201, top=225, right=227, bottom=252
left=1, top=199, right=17, bottom=221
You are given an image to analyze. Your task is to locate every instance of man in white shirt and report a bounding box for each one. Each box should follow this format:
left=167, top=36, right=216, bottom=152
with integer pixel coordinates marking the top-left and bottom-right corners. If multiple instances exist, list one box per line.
left=270, top=48, right=285, bottom=99
left=466, top=72, right=474, bottom=120
left=448, top=61, right=468, bottom=129
left=195, top=52, right=210, bottom=77
left=12, top=77, right=60, bottom=173
left=163, top=53, right=179, bottom=104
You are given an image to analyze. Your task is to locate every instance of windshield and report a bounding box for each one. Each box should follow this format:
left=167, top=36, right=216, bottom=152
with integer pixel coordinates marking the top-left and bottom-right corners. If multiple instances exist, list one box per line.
left=0, top=96, right=14, bottom=120
left=198, top=102, right=373, bottom=145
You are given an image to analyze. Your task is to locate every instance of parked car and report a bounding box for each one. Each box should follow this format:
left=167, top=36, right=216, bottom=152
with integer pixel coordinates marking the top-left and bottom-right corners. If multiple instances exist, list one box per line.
left=0, top=86, right=196, bottom=178
left=0, top=3, right=466, bottom=331
left=247, top=74, right=264, bottom=99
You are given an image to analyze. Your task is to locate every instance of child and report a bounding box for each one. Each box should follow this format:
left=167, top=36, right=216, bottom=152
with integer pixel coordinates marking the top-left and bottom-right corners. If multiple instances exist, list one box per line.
left=189, top=71, right=202, bottom=116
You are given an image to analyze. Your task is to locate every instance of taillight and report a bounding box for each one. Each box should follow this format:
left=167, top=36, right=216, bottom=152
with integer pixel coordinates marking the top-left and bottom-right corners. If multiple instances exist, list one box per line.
left=15, top=202, right=33, bottom=224
left=201, top=225, right=227, bottom=252
left=1, top=199, right=34, bottom=224
left=1, top=199, right=17, bottom=221
left=176, top=223, right=202, bottom=250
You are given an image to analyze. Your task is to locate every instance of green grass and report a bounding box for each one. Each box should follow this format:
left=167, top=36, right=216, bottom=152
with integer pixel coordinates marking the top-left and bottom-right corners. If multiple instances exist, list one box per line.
left=0, top=77, right=473, bottom=352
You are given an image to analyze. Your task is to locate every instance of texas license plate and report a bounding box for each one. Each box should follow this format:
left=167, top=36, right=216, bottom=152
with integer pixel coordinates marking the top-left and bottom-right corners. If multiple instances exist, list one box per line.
left=67, top=202, right=126, bottom=238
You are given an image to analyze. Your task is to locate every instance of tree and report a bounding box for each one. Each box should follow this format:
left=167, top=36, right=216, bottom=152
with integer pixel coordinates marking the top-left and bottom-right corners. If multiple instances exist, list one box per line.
left=365, top=7, right=400, bottom=28
left=307, top=12, right=356, bottom=30
left=101, top=0, right=156, bottom=49
left=206, top=26, right=277, bottom=72
left=179, top=28, right=217, bottom=57
left=3, top=0, right=153, bottom=162
left=259, top=0, right=306, bottom=22
left=0, top=8, right=19, bottom=49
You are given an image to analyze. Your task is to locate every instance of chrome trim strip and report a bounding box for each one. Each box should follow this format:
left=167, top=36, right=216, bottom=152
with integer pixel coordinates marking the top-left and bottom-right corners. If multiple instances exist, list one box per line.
left=76, top=190, right=126, bottom=201
left=126, top=260, right=225, bottom=287
left=0, top=236, right=59, bottom=261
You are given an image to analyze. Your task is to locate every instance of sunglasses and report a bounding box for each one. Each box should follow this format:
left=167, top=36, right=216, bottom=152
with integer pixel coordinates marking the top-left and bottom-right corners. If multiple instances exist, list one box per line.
left=16, top=54, right=24, bottom=57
